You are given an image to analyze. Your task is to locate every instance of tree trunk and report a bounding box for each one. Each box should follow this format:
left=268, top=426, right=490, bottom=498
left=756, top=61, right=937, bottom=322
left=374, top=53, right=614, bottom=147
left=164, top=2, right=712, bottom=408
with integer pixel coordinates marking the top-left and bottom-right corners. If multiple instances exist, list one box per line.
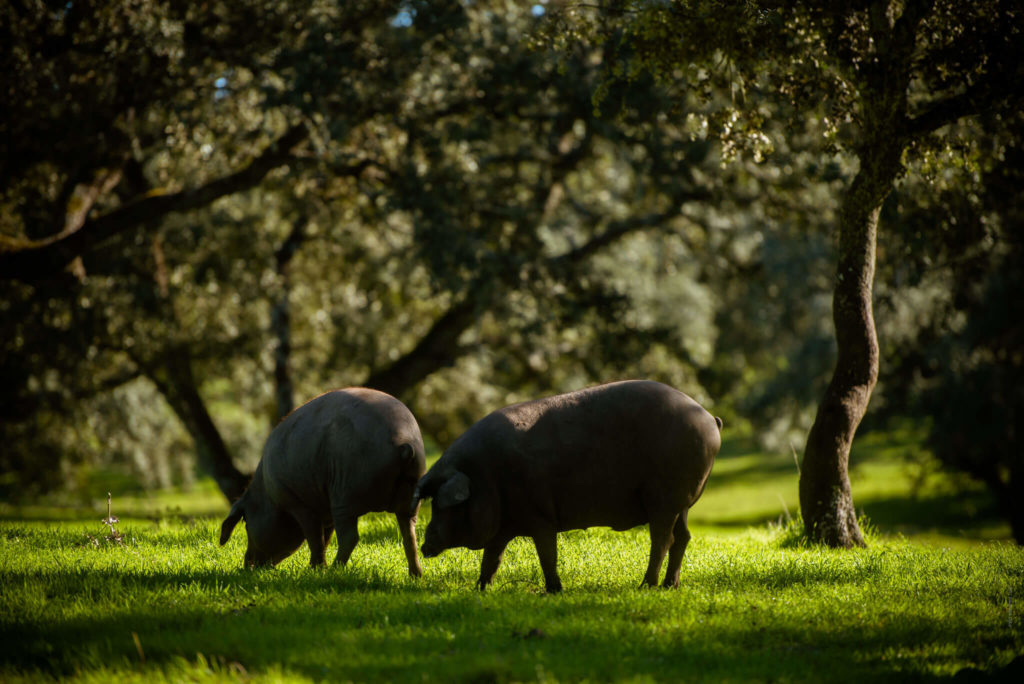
left=150, top=347, right=251, bottom=501
left=271, top=294, right=293, bottom=422
left=798, top=146, right=901, bottom=547
left=271, top=220, right=307, bottom=422
left=1007, top=461, right=1024, bottom=545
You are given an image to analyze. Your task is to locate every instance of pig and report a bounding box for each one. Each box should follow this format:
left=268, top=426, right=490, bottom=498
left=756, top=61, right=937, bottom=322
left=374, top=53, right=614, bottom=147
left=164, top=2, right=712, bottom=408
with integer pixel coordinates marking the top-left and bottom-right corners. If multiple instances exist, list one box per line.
left=413, top=380, right=721, bottom=592
left=219, top=387, right=427, bottom=576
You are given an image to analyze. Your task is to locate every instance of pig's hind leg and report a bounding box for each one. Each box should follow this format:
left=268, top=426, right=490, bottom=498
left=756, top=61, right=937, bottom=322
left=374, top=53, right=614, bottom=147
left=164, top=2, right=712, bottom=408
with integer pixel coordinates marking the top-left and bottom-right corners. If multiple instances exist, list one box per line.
left=396, top=512, right=422, bottom=577
left=291, top=507, right=329, bottom=566
left=331, top=507, right=360, bottom=567
left=641, top=510, right=680, bottom=588
left=660, top=509, right=691, bottom=588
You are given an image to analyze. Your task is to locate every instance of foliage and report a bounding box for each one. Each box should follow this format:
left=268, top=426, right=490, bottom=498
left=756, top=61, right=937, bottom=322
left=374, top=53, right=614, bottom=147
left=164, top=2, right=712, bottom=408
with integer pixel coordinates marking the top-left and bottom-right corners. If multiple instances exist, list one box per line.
left=1, top=0, right=740, bottom=494
left=915, top=116, right=1024, bottom=542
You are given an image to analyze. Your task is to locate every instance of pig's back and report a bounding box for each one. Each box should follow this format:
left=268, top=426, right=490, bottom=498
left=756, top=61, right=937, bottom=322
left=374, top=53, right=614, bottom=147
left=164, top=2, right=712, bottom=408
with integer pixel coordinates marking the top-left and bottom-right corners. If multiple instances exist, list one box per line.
left=261, top=388, right=420, bottom=511
left=489, top=380, right=719, bottom=532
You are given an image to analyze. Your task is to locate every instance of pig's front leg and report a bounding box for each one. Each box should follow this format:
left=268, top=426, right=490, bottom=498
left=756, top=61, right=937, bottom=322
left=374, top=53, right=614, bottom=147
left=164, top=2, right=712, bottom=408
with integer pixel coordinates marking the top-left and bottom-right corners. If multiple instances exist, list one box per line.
left=532, top=530, right=562, bottom=594
left=478, top=537, right=510, bottom=591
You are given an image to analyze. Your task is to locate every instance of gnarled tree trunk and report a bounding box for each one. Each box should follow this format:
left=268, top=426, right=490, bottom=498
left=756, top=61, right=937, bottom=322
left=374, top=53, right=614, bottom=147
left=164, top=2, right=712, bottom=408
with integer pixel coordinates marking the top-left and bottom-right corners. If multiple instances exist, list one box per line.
left=799, top=142, right=902, bottom=547
left=150, top=347, right=251, bottom=501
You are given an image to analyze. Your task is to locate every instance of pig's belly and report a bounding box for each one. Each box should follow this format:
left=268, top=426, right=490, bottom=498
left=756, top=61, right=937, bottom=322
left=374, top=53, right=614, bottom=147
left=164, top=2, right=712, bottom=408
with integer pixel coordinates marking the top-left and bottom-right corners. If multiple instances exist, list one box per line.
left=555, top=496, right=648, bottom=533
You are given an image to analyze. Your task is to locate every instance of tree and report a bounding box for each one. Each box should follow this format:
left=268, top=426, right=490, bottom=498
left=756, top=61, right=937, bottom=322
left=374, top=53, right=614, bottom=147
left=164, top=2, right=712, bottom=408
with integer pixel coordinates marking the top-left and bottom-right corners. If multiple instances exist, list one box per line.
left=578, top=0, right=1024, bottom=545
left=1, top=1, right=730, bottom=501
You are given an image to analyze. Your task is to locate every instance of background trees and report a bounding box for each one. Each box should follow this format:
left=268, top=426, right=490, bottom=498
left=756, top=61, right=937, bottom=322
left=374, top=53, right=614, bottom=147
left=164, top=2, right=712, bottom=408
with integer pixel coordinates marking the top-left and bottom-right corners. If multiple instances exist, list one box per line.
left=1, top=1, right=1020, bottom=543
left=2, top=1, right=723, bottom=499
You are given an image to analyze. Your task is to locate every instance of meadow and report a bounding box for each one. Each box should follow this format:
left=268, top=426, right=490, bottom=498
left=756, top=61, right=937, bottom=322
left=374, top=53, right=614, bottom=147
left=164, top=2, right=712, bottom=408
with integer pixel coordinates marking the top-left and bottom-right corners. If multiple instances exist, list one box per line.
left=2, top=427, right=1022, bottom=682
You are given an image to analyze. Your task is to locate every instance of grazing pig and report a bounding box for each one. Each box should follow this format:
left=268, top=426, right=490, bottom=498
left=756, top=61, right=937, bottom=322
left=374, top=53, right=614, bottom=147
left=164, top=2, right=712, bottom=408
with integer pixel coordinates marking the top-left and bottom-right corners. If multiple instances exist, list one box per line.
left=413, top=380, right=721, bottom=592
left=219, top=387, right=427, bottom=576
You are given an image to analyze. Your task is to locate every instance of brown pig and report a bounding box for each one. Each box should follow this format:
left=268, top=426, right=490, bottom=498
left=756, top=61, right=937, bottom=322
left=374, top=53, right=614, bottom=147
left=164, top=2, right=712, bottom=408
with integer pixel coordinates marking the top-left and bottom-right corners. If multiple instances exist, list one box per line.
left=413, top=380, right=721, bottom=592
left=220, top=388, right=426, bottom=576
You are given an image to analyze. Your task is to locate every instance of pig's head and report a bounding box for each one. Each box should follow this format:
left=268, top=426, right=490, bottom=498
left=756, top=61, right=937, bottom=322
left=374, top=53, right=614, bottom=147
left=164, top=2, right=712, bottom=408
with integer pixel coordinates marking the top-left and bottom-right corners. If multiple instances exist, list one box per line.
left=219, top=490, right=304, bottom=568
left=414, top=469, right=499, bottom=557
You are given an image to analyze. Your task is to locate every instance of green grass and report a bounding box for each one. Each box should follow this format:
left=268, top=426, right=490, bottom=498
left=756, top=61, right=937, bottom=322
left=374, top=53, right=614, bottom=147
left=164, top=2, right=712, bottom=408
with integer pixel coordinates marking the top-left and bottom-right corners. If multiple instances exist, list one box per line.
left=694, top=424, right=1011, bottom=547
left=2, top=430, right=1022, bottom=682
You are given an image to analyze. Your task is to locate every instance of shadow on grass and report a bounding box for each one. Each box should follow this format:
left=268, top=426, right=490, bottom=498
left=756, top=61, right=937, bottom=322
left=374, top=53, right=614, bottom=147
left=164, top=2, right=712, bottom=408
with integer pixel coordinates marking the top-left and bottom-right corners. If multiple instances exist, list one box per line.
left=858, top=491, right=1004, bottom=536
left=1, top=563, right=1010, bottom=683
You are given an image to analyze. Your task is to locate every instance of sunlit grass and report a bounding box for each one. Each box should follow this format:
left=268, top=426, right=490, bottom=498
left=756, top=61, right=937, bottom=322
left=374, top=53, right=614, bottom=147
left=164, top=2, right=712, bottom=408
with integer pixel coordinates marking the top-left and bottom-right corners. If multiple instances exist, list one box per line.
left=693, top=425, right=1011, bottom=546
left=1, top=430, right=1021, bottom=681
left=2, top=515, right=1022, bottom=682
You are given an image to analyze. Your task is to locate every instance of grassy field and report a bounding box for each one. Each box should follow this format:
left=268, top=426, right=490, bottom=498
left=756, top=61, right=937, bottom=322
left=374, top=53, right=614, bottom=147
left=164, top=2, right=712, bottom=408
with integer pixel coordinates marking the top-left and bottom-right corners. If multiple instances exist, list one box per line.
left=2, top=428, right=1022, bottom=682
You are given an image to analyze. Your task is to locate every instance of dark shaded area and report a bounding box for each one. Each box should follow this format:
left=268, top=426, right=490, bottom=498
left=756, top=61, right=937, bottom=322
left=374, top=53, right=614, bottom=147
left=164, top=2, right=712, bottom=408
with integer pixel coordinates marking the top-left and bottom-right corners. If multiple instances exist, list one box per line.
left=953, top=656, right=1024, bottom=683
left=0, top=561, right=1016, bottom=682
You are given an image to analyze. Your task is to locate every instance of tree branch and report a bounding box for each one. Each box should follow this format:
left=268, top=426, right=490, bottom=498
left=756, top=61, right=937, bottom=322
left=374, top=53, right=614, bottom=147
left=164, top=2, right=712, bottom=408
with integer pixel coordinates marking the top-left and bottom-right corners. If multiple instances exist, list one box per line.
left=552, top=208, right=683, bottom=266
left=362, top=298, right=479, bottom=398
left=0, top=124, right=309, bottom=283
left=361, top=188, right=707, bottom=398
left=148, top=345, right=251, bottom=501
left=555, top=183, right=711, bottom=266
left=906, top=76, right=1022, bottom=137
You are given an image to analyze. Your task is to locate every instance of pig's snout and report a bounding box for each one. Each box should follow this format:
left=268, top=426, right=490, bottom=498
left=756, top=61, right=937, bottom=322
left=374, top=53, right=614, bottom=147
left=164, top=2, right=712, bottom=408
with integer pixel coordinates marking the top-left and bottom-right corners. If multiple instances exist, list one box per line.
left=421, top=540, right=441, bottom=558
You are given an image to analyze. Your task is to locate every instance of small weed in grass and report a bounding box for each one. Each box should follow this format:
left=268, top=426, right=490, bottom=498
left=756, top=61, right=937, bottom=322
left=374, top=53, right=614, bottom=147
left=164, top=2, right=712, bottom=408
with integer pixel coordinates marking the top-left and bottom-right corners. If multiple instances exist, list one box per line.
left=81, top=492, right=126, bottom=549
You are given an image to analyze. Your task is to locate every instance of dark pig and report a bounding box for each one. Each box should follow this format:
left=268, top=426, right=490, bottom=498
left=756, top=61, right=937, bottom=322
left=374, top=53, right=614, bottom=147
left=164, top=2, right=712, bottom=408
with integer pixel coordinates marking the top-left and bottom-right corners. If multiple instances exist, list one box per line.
left=413, top=380, right=721, bottom=592
left=220, top=388, right=426, bottom=576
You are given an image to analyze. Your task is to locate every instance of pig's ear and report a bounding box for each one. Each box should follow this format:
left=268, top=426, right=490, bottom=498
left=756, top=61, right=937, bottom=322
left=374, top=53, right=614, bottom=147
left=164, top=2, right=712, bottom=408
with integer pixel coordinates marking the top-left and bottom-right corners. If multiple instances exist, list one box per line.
left=219, top=496, right=245, bottom=546
left=435, top=471, right=471, bottom=509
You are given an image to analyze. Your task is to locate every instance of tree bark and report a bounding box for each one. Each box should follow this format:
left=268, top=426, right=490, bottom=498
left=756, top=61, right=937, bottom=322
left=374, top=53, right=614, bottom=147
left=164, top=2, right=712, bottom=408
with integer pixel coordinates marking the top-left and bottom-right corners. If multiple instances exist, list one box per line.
left=798, top=144, right=901, bottom=547
left=1009, top=463, right=1024, bottom=545
left=150, top=347, right=251, bottom=501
